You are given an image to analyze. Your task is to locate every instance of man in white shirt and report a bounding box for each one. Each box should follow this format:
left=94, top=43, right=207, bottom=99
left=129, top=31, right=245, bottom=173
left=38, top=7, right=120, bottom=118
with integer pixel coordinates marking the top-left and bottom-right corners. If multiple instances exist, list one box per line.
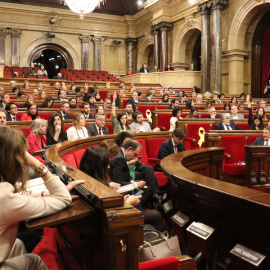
left=252, top=127, right=270, bottom=145
left=230, top=105, right=244, bottom=119
left=6, top=102, right=20, bottom=121
left=0, top=93, right=10, bottom=109
left=214, top=113, right=242, bottom=130
left=57, top=101, right=71, bottom=120
left=140, top=63, right=149, bottom=73
left=87, top=113, right=109, bottom=136
left=130, top=112, right=160, bottom=133
left=81, top=102, right=94, bottom=119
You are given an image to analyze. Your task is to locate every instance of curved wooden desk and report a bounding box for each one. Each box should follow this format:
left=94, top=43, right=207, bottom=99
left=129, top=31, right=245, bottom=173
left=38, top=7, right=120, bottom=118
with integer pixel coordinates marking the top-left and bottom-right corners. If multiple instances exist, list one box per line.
left=161, top=148, right=270, bottom=269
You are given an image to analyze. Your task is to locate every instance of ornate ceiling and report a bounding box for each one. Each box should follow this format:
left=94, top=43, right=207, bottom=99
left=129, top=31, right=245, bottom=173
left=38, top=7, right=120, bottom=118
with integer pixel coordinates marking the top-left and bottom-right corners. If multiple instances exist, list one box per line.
left=0, top=0, right=148, bottom=16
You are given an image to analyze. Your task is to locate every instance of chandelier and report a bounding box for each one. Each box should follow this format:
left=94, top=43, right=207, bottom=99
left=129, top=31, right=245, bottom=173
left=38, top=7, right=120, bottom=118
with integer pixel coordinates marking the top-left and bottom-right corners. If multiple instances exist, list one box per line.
left=60, top=0, right=105, bottom=20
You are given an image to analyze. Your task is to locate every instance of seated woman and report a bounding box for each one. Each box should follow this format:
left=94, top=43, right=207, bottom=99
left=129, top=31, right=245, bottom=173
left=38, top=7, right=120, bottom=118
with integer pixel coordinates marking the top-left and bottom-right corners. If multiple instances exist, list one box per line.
left=37, top=90, right=46, bottom=101
left=95, top=105, right=104, bottom=114
left=111, top=92, right=133, bottom=134
left=160, top=93, right=169, bottom=103
left=37, top=64, right=48, bottom=77
left=169, top=107, right=183, bottom=132
left=244, top=94, right=254, bottom=104
left=231, top=96, right=238, bottom=104
left=165, top=64, right=173, bottom=71
left=20, top=94, right=35, bottom=108
left=70, top=84, right=76, bottom=92
left=27, top=119, right=47, bottom=164
left=80, top=146, right=167, bottom=233
left=46, top=113, right=68, bottom=145
left=67, top=112, right=88, bottom=141
left=185, top=99, right=194, bottom=110
left=248, top=102, right=266, bottom=130
left=88, top=94, right=96, bottom=109
left=39, top=96, right=54, bottom=108
left=0, top=126, right=82, bottom=269
left=94, top=92, right=102, bottom=102
left=17, top=91, right=26, bottom=100
left=12, top=86, right=20, bottom=94
left=185, top=107, right=199, bottom=119
left=195, top=94, right=203, bottom=104
left=23, top=80, right=30, bottom=89
left=223, top=102, right=231, bottom=111
left=21, top=103, right=41, bottom=121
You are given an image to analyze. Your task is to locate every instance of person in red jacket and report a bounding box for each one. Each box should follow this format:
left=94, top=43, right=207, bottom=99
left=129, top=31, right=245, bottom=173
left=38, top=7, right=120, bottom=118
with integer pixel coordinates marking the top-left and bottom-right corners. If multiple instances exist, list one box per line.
left=27, top=119, right=47, bottom=164
left=20, top=103, right=41, bottom=121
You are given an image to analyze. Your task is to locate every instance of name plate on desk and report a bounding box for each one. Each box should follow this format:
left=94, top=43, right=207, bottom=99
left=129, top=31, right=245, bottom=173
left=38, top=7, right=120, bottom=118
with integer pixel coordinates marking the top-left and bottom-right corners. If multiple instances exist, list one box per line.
left=230, top=244, right=265, bottom=266
left=186, top=222, right=215, bottom=240
left=171, top=211, right=189, bottom=227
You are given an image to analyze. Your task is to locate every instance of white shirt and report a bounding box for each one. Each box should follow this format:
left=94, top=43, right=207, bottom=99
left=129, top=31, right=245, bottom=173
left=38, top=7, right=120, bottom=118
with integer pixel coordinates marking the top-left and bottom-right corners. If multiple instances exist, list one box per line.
left=95, top=124, right=104, bottom=135
left=222, top=123, right=232, bottom=130
left=264, top=140, right=270, bottom=145
left=67, top=126, right=88, bottom=141
left=171, top=138, right=178, bottom=153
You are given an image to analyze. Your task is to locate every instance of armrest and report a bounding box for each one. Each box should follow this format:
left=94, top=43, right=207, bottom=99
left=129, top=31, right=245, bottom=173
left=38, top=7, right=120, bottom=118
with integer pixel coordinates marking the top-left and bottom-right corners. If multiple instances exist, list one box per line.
left=176, top=255, right=196, bottom=270
left=184, top=138, right=196, bottom=144
left=224, top=153, right=231, bottom=160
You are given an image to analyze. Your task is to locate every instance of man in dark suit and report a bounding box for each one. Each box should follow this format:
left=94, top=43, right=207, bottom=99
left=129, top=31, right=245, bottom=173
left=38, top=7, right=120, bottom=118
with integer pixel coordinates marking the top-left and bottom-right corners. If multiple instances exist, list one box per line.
left=166, top=99, right=180, bottom=110
left=206, top=107, right=220, bottom=119
left=127, top=91, right=142, bottom=105
left=5, top=102, right=20, bottom=121
left=109, top=139, right=159, bottom=207
left=214, top=113, right=242, bottom=130
left=0, top=93, right=10, bottom=109
left=157, top=128, right=185, bottom=171
left=57, top=101, right=71, bottom=120
left=0, top=109, right=7, bottom=125
left=55, top=90, right=68, bottom=101
left=144, top=91, right=153, bottom=103
left=139, top=63, right=149, bottom=73
left=87, top=113, right=109, bottom=136
left=81, top=102, right=94, bottom=119
left=252, top=127, right=270, bottom=145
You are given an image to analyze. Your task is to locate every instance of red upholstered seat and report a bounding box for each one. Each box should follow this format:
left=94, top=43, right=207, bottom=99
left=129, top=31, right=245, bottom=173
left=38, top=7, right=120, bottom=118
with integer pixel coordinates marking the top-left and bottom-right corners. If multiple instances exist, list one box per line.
left=248, top=135, right=261, bottom=145
left=156, top=114, right=171, bottom=131
left=138, top=106, right=157, bottom=117
left=139, top=256, right=179, bottom=270
left=72, top=148, right=87, bottom=168
left=16, top=128, right=31, bottom=137
left=237, top=123, right=249, bottom=130
left=62, top=153, right=77, bottom=168
left=221, top=136, right=246, bottom=175
left=187, top=123, right=211, bottom=148
left=39, top=113, right=53, bottom=120
left=105, top=124, right=113, bottom=134
left=145, top=138, right=167, bottom=168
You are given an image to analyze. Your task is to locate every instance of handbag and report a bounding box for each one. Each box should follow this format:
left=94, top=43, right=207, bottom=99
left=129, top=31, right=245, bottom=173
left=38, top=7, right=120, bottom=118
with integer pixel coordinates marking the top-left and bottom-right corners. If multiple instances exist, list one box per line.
left=138, top=229, right=181, bottom=262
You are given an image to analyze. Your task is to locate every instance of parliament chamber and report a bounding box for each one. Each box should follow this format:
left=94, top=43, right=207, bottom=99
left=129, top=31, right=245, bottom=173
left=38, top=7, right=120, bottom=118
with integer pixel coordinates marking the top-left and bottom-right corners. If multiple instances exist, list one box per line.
left=2, top=0, right=270, bottom=269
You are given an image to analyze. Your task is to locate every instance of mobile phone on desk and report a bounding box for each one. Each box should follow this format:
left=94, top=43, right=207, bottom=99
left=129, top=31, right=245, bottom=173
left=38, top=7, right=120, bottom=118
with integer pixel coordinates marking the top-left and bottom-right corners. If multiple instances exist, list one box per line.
left=135, top=190, right=144, bottom=196
left=138, top=156, right=143, bottom=160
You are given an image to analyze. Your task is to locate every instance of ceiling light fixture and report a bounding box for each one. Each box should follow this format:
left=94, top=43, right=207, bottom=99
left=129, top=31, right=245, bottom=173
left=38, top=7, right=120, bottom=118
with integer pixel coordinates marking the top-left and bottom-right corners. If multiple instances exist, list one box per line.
left=60, top=0, right=105, bottom=20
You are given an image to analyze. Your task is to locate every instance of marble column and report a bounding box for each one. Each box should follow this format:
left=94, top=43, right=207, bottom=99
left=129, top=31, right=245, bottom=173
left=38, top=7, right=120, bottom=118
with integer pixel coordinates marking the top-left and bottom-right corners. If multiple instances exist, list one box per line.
left=198, top=1, right=212, bottom=92
left=125, top=38, right=138, bottom=74
left=0, top=28, right=9, bottom=66
left=211, top=0, right=227, bottom=92
left=158, top=22, right=172, bottom=72
left=93, top=36, right=102, bottom=71
left=11, top=29, right=22, bottom=66
left=151, top=25, right=160, bottom=69
left=80, top=35, right=91, bottom=70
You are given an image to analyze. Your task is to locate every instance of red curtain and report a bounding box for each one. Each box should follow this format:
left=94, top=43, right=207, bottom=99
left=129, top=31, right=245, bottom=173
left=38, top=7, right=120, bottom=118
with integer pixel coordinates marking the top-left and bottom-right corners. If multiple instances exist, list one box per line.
left=261, top=24, right=270, bottom=95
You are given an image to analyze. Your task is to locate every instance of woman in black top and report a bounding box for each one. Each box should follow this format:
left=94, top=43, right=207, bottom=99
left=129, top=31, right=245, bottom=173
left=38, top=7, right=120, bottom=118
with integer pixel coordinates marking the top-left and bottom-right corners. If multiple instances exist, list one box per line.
left=39, top=96, right=54, bottom=108
left=248, top=102, right=265, bottom=130
left=46, top=113, right=68, bottom=145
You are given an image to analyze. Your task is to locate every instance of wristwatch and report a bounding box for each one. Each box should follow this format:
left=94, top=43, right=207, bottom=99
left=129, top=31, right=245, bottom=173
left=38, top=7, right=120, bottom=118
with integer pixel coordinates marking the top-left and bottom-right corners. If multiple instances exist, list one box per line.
left=35, top=163, right=48, bottom=177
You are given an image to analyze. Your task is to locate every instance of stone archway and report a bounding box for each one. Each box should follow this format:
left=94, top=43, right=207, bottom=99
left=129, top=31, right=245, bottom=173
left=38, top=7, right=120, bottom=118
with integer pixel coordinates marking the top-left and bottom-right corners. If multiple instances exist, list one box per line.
left=172, top=18, right=201, bottom=65
left=20, top=37, right=80, bottom=69
left=137, top=36, right=154, bottom=70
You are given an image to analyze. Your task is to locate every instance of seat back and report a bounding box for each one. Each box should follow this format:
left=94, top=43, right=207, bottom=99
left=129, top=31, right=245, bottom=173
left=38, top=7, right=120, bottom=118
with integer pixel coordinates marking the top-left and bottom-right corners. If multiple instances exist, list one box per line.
left=145, top=138, right=167, bottom=159
left=136, top=139, right=149, bottom=165
left=187, top=123, right=211, bottom=148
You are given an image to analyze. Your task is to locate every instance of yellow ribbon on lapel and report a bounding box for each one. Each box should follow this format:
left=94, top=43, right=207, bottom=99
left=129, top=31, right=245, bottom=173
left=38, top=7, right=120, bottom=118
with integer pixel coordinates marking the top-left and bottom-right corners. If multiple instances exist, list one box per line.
left=146, top=109, right=152, bottom=123
left=198, top=127, right=205, bottom=147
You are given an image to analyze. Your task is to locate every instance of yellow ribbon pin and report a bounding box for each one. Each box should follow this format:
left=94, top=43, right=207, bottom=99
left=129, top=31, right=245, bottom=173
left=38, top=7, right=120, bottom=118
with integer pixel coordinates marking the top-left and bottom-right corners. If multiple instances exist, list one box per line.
left=146, top=109, right=152, bottom=123
left=198, top=127, right=205, bottom=147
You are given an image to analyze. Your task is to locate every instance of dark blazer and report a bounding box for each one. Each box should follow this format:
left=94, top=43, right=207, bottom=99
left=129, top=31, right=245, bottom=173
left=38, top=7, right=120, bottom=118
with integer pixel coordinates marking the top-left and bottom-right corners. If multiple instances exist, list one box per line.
left=165, top=104, right=173, bottom=109
left=109, top=148, right=131, bottom=186
left=144, top=98, right=152, bottom=103
left=27, top=67, right=36, bottom=76
left=139, top=68, right=149, bottom=73
left=82, top=112, right=95, bottom=120
left=46, top=129, right=68, bottom=145
left=205, top=115, right=220, bottom=119
left=56, top=111, right=71, bottom=120
left=127, top=98, right=142, bottom=105
left=0, top=102, right=4, bottom=108
left=6, top=114, right=20, bottom=121
left=252, top=137, right=266, bottom=145
left=158, top=138, right=185, bottom=161
left=87, top=124, right=109, bottom=137
left=214, top=121, right=242, bottom=130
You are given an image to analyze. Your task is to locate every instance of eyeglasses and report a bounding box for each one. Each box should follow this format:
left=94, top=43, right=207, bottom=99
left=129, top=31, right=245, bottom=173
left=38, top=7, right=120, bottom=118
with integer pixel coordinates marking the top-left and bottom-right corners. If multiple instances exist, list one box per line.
left=10, top=106, right=17, bottom=110
left=97, top=118, right=105, bottom=122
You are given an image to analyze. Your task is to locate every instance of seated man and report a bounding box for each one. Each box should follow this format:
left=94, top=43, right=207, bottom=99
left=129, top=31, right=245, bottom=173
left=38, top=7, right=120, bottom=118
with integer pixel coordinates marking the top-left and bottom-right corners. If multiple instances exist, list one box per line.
left=52, top=73, right=65, bottom=80
left=166, top=99, right=180, bottom=110
left=125, top=102, right=135, bottom=119
left=0, top=93, right=10, bottom=109
left=110, top=139, right=159, bottom=207
left=252, top=127, right=270, bottom=145
left=144, top=91, right=153, bottom=102
left=57, top=101, right=71, bottom=120
left=0, top=85, right=4, bottom=95
left=157, top=128, right=185, bottom=171
left=54, top=82, right=61, bottom=91
left=130, top=112, right=160, bottom=133
left=81, top=102, right=95, bottom=119
left=206, top=107, right=220, bottom=119
left=140, top=63, right=149, bottom=73
left=230, top=105, right=244, bottom=119
left=127, top=91, right=141, bottom=105
left=69, top=98, right=79, bottom=109
left=87, top=112, right=109, bottom=136
left=211, top=94, right=222, bottom=104
left=27, top=63, right=36, bottom=76
left=214, top=113, right=242, bottom=130
left=0, top=109, right=7, bottom=125
left=103, top=98, right=112, bottom=109
left=55, top=90, right=68, bottom=101
left=5, top=102, right=20, bottom=121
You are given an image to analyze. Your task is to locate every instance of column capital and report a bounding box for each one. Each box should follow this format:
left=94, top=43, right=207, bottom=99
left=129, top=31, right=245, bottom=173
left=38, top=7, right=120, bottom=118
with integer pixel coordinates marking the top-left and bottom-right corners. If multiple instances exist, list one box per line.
left=0, top=28, right=10, bottom=37
left=157, top=22, right=173, bottom=32
left=151, top=25, right=160, bottom=33
left=198, top=1, right=212, bottom=14
left=11, top=29, right=22, bottom=38
left=125, top=38, right=138, bottom=45
left=92, top=36, right=102, bottom=44
left=80, top=35, right=92, bottom=43
left=211, top=0, right=228, bottom=10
